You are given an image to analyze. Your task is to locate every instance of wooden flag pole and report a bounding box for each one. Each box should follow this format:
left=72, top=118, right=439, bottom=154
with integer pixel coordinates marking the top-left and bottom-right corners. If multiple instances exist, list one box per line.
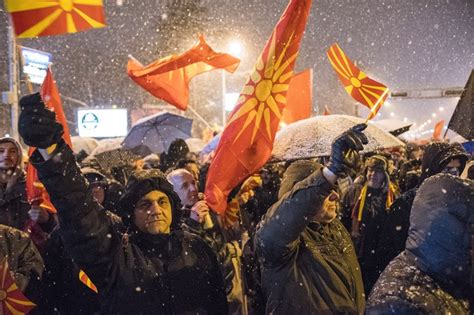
left=364, top=88, right=390, bottom=124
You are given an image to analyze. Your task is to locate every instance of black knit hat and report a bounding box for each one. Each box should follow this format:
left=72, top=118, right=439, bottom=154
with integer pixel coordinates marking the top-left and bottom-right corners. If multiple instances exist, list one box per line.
left=117, top=169, right=182, bottom=229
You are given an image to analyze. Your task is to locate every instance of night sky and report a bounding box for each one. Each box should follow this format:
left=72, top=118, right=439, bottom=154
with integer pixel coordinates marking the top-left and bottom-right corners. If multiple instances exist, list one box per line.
left=0, top=0, right=472, bottom=138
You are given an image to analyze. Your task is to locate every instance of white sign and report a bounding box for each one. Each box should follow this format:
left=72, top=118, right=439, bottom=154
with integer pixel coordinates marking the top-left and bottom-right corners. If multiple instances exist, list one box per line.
left=77, top=109, right=128, bottom=138
left=20, top=47, right=52, bottom=84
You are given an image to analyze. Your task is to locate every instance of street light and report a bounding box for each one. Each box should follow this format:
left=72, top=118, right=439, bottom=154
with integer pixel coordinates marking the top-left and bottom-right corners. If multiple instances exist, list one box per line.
left=222, top=40, right=244, bottom=127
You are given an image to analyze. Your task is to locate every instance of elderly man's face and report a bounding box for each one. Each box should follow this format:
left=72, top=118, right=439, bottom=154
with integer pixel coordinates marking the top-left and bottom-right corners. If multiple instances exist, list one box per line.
left=0, top=142, right=18, bottom=170
left=170, top=172, right=198, bottom=207
left=133, top=190, right=172, bottom=234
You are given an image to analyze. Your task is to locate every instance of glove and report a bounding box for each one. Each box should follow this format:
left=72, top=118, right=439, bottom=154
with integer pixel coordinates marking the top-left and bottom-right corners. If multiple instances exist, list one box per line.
left=18, top=92, right=64, bottom=149
left=326, top=123, right=368, bottom=177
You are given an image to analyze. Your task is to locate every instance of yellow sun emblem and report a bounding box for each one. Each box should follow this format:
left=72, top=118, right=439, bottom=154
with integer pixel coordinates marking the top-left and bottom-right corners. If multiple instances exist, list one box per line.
left=227, top=31, right=299, bottom=144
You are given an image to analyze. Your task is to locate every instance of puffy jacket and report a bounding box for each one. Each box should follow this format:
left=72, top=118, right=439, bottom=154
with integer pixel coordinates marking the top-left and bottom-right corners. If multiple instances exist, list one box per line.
left=367, top=174, right=474, bottom=314
left=376, top=142, right=470, bottom=273
left=256, top=164, right=365, bottom=314
left=31, top=142, right=227, bottom=314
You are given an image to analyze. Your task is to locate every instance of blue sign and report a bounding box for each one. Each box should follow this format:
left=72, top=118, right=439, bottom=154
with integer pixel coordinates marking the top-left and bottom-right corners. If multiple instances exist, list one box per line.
left=20, top=46, right=52, bottom=84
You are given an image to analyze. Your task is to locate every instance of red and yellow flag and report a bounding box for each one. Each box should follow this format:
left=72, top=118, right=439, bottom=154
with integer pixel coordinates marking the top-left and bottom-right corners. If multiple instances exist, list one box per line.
left=205, top=0, right=312, bottom=214
left=79, top=270, right=98, bottom=293
left=128, top=35, right=240, bottom=111
left=432, top=119, right=445, bottom=141
left=5, top=0, right=106, bottom=38
left=327, top=43, right=389, bottom=119
left=0, top=259, right=36, bottom=314
left=281, top=69, right=313, bottom=125
left=26, top=67, right=72, bottom=212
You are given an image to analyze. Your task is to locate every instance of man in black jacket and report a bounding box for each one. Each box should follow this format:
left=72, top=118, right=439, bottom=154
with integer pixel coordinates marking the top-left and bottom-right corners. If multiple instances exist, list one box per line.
left=18, top=92, right=228, bottom=314
left=255, top=124, right=368, bottom=314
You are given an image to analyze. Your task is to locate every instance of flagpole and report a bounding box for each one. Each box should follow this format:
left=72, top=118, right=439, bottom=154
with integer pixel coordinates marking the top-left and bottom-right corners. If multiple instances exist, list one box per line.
left=364, top=88, right=390, bottom=124
left=187, top=105, right=214, bottom=130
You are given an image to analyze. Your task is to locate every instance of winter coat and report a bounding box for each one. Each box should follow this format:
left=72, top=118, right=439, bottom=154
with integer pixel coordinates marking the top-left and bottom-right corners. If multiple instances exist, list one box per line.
left=376, top=142, right=470, bottom=275
left=0, top=224, right=43, bottom=292
left=366, top=174, right=474, bottom=314
left=31, top=142, right=228, bottom=315
left=341, top=182, right=391, bottom=295
left=0, top=178, right=30, bottom=229
left=256, top=169, right=365, bottom=314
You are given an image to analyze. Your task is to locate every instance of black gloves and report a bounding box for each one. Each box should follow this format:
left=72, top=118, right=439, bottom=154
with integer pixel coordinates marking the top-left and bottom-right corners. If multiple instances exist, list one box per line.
left=18, top=92, right=64, bottom=149
left=326, top=123, right=368, bottom=177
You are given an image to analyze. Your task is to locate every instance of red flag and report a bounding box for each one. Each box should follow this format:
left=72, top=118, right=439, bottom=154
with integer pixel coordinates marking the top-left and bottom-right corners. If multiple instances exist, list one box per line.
left=327, top=43, right=389, bottom=119
left=26, top=67, right=72, bottom=212
left=205, top=0, right=312, bottom=214
left=432, top=120, right=445, bottom=141
left=0, top=259, right=36, bottom=314
left=323, top=105, right=331, bottom=115
left=128, top=35, right=240, bottom=111
left=281, top=69, right=313, bottom=125
left=5, top=0, right=105, bottom=38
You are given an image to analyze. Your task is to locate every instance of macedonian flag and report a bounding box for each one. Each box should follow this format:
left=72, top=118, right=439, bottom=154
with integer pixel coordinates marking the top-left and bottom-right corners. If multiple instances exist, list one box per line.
left=205, top=0, right=312, bottom=214
left=0, top=259, right=36, bottom=314
left=5, top=0, right=106, bottom=38
left=327, top=43, right=389, bottom=119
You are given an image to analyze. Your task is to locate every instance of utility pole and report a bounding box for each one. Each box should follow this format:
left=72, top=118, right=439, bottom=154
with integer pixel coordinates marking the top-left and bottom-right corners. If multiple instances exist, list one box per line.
left=7, top=23, right=19, bottom=139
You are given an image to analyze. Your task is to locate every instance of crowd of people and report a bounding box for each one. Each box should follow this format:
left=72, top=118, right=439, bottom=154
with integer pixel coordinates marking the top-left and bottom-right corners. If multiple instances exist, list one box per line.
left=0, top=92, right=472, bottom=314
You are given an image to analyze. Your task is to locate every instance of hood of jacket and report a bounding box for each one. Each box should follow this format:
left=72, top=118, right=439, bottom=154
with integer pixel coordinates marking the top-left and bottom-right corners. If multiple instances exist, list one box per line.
left=406, top=173, right=474, bottom=288
left=419, top=142, right=469, bottom=183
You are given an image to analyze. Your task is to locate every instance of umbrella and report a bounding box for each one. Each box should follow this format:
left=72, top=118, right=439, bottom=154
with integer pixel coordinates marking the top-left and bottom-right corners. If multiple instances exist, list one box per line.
left=71, top=136, right=99, bottom=155
left=271, top=115, right=405, bottom=162
left=372, top=119, right=412, bottom=137
left=201, top=134, right=221, bottom=155
left=83, top=137, right=138, bottom=171
left=186, top=138, right=206, bottom=153
left=447, top=70, right=473, bottom=140
left=123, top=111, right=193, bottom=154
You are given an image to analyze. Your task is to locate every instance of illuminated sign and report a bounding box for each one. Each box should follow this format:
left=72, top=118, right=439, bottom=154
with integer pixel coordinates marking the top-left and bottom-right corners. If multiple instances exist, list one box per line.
left=20, top=46, right=52, bottom=85
left=77, top=109, right=128, bottom=138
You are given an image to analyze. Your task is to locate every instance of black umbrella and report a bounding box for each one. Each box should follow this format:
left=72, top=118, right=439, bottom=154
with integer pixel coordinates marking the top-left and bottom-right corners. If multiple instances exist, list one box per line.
left=447, top=70, right=473, bottom=140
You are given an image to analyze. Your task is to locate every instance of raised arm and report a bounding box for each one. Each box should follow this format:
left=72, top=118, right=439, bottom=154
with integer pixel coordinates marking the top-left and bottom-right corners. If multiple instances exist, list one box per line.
left=18, top=93, right=117, bottom=287
left=256, top=124, right=368, bottom=265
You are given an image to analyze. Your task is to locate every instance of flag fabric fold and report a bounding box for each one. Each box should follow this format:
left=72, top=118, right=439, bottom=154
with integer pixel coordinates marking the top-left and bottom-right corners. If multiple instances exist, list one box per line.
left=205, top=0, right=312, bottom=214
left=0, top=259, right=36, bottom=314
left=127, top=35, right=240, bottom=111
left=26, top=67, right=72, bottom=212
left=5, top=0, right=106, bottom=38
left=281, top=69, right=313, bottom=125
left=327, top=43, right=389, bottom=119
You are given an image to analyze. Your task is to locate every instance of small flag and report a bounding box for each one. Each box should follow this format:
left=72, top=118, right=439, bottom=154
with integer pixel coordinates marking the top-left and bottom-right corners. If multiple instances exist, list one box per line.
left=327, top=43, right=389, bottom=119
